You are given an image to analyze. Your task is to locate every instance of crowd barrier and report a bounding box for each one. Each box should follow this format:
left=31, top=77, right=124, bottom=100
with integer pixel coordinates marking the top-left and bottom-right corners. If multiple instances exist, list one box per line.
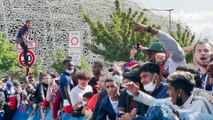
left=12, top=104, right=86, bottom=120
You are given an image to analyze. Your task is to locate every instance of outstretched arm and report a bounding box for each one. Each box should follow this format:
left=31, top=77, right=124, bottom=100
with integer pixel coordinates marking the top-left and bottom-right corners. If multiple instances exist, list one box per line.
left=134, top=23, right=185, bottom=63
left=124, top=82, right=172, bottom=107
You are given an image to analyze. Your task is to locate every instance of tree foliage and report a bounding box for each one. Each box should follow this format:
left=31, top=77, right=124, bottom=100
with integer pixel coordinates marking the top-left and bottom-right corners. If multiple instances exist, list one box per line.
left=83, top=0, right=159, bottom=62
left=0, top=32, right=19, bottom=74
left=168, top=23, right=195, bottom=63
left=80, top=56, right=91, bottom=72
left=51, top=49, right=92, bottom=73
left=31, top=57, right=44, bottom=79
left=51, top=49, right=68, bottom=74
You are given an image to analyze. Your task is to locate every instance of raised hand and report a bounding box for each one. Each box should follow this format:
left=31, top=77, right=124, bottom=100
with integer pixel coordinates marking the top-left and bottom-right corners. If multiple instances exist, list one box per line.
left=124, top=82, right=139, bottom=96
left=133, top=23, right=148, bottom=32
left=130, top=49, right=137, bottom=58
left=155, top=52, right=166, bottom=64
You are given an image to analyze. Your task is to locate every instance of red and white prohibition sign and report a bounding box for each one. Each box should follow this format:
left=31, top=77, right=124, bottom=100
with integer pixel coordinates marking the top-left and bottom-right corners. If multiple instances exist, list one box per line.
left=18, top=49, right=36, bottom=67
left=71, top=37, right=79, bottom=46
left=69, top=31, right=81, bottom=48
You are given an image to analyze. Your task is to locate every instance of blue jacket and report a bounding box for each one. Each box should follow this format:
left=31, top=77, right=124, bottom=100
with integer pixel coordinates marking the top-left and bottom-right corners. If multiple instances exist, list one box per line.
left=97, top=96, right=117, bottom=120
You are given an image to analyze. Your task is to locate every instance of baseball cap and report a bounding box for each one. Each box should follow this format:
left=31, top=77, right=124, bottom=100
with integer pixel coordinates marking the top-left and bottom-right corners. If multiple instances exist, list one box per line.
left=122, top=70, right=140, bottom=83
left=142, top=42, right=167, bottom=54
left=6, top=81, right=13, bottom=90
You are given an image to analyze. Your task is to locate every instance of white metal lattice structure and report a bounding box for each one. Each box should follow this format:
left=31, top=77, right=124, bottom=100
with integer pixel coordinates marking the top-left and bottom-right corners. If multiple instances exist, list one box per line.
left=0, top=0, right=168, bottom=71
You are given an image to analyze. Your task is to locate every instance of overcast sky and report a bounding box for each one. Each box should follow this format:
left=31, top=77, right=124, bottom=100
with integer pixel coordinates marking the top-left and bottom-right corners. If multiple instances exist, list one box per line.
left=135, top=0, right=213, bottom=42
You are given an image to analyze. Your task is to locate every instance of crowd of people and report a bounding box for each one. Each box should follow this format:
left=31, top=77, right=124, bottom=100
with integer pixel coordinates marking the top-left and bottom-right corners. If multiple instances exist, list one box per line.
left=0, top=23, right=213, bottom=120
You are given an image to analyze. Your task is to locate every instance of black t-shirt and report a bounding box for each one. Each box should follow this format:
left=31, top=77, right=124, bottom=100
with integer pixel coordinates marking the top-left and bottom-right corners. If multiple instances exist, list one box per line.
left=118, top=89, right=146, bottom=115
left=88, top=77, right=98, bottom=94
left=118, top=89, right=128, bottom=111
left=34, top=83, right=48, bottom=103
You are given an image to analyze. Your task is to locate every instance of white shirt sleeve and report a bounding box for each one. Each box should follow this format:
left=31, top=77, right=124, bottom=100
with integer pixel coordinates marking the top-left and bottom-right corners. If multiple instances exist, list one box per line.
left=133, top=91, right=173, bottom=107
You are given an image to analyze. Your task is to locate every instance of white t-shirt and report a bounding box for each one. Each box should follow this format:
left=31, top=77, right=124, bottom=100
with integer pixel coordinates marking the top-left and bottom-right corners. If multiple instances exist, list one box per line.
left=70, top=85, right=93, bottom=106
left=164, top=58, right=186, bottom=74
left=109, top=97, right=119, bottom=114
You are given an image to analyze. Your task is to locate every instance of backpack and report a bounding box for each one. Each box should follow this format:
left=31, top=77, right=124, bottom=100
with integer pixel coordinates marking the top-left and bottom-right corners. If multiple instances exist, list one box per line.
left=3, top=89, right=18, bottom=110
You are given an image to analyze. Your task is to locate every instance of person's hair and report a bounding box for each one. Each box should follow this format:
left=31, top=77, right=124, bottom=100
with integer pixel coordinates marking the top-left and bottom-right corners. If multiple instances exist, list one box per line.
left=41, top=73, right=51, bottom=79
left=100, top=71, right=111, bottom=77
left=105, top=75, right=121, bottom=85
left=139, top=63, right=160, bottom=75
left=93, top=61, right=104, bottom=69
left=2, top=78, right=8, bottom=83
left=112, top=70, right=121, bottom=76
left=83, top=92, right=94, bottom=99
left=50, top=74, right=57, bottom=79
left=63, top=57, right=72, bottom=65
left=28, top=76, right=34, bottom=79
left=72, top=66, right=81, bottom=85
left=193, top=41, right=213, bottom=52
left=75, top=69, right=92, bottom=80
left=105, top=78, right=114, bottom=84
left=131, top=64, right=140, bottom=70
left=39, top=72, right=45, bottom=81
left=123, top=67, right=131, bottom=73
left=27, top=84, right=34, bottom=89
left=176, top=65, right=197, bottom=74
left=99, top=71, right=111, bottom=82
left=167, top=71, right=195, bottom=96
left=26, top=20, right=32, bottom=24
left=13, top=80, right=20, bottom=86
left=176, top=65, right=202, bottom=88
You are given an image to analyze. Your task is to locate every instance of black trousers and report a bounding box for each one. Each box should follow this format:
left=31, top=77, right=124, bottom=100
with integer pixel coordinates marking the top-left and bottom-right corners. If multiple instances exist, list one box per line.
left=20, top=42, right=30, bottom=67
left=3, top=106, right=16, bottom=120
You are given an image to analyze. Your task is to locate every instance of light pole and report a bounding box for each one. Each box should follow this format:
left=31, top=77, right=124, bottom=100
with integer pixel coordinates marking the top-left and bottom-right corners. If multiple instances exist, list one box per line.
left=143, top=8, right=174, bottom=29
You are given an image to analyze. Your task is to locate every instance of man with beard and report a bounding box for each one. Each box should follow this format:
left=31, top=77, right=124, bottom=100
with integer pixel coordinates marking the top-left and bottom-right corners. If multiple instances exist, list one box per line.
left=59, top=58, right=75, bottom=114
left=193, top=42, right=213, bottom=91
left=89, top=61, right=104, bottom=94
left=124, top=71, right=213, bottom=116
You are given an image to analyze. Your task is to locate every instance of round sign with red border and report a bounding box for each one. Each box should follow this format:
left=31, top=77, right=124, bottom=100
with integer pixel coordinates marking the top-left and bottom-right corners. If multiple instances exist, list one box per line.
left=71, top=37, right=78, bottom=46
left=18, top=50, right=36, bottom=67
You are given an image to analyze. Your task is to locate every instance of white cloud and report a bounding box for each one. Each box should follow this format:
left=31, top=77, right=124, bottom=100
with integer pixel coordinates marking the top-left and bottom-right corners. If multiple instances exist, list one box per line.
left=187, top=22, right=213, bottom=42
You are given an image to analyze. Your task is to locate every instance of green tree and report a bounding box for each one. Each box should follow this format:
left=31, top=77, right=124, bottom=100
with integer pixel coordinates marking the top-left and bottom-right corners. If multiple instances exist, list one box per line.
left=168, top=23, right=195, bottom=63
left=80, top=56, right=91, bottom=72
left=83, top=0, right=159, bottom=62
left=0, top=32, right=19, bottom=75
left=51, top=50, right=68, bottom=74
left=31, top=57, right=44, bottom=79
